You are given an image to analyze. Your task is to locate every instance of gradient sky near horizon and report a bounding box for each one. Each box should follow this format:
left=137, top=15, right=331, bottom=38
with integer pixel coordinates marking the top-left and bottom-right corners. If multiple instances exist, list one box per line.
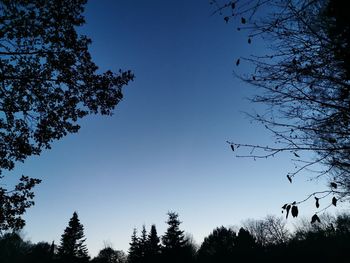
left=9, top=0, right=343, bottom=257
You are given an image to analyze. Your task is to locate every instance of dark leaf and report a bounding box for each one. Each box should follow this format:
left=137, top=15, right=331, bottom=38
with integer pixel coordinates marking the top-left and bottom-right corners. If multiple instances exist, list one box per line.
left=224, top=16, right=229, bottom=23
left=231, top=3, right=235, bottom=9
left=241, top=17, right=246, bottom=24
left=311, top=214, right=321, bottom=224
left=293, top=152, right=300, bottom=157
left=330, top=182, right=337, bottom=189
left=248, top=38, right=251, bottom=44
left=230, top=144, right=234, bottom=151
left=332, top=197, right=337, bottom=206
left=315, top=197, right=319, bottom=208
left=287, top=174, right=292, bottom=183
left=236, top=59, right=240, bottom=66
left=282, top=203, right=288, bottom=209
left=291, top=205, right=298, bottom=218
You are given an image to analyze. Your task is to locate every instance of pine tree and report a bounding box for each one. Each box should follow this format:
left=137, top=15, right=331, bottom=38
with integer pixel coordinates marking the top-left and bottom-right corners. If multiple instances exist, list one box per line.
left=49, top=241, right=56, bottom=258
left=58, top=212, right=89, bottom=262
left=162, top=212, right=186, bottom=250
left=161, top=212, right=188, bottom=263
left=139, top=225, right=148, bottom=258
left=128, top=228, right=141, bottom=263
left=146, top=224, right=161, bottom=263
left=147, top=224, right=161, bottom=256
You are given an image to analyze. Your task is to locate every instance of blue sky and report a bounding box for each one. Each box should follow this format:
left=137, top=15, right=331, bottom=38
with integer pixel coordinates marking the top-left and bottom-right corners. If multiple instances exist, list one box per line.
left=10, top=0, right=341, bottom=257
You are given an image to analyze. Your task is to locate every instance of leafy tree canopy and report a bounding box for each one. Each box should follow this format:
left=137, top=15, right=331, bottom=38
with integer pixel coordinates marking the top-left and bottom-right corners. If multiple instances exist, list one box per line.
left=92, top=247, right=127, bottom=263
left=0, top=0, right=133, bottom=231
left=197, top=226, right=236, bottom=262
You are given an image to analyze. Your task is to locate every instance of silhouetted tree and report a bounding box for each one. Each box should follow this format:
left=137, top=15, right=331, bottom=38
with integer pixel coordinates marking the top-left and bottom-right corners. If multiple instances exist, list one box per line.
left=236, top=228, right=256, bottom=249
left=285, top=213, right=350, bottom=263
left=181, top=233, right=197, bottom=263
left=0, top=176, right=41, bottom=232
left=293, top=213, right=335, bottom=241
left=58, top=212, right=89, bottom=262
left=0, top=232, right=31, bottom=263
left=0, top=0, right=134, bottom=231
left=28, top=241, right=53, bottom=263
left=335, top=213, right=350, bottom=235
left=128, top=228, right=141, bottom=263
left=161, top=212, right=192, bottom=263
left=50, top=241, right=56, bottom=258
left=243, top=215, right=290, bottom=246
left=242, top=218, right=266, bottom=246
left=91, top=247, right=127, bottom=263
left=145, top=224, right=161, bottom=262
left=214, top=0, right=350, bottom=209
left=197, top=226, right=236, bottom=263
left=235, top=228, right=259, bottom=262
left=162, top=212, right=186, bottom=249
left=139, top=225, right=147, bottom=260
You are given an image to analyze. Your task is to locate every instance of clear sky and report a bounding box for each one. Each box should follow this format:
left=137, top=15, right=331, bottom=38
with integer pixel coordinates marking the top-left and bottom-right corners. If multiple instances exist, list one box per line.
left=10, top=0, right=342, bottom=257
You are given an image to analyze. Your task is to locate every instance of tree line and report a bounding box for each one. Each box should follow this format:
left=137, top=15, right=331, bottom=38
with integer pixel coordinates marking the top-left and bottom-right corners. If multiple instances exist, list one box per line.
left=1, top=211, right=349, bottom=263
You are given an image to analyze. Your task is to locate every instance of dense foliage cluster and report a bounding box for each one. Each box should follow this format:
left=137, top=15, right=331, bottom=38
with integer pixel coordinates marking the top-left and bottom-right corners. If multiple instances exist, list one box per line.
left=0, top=0, right=133, bottom=232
